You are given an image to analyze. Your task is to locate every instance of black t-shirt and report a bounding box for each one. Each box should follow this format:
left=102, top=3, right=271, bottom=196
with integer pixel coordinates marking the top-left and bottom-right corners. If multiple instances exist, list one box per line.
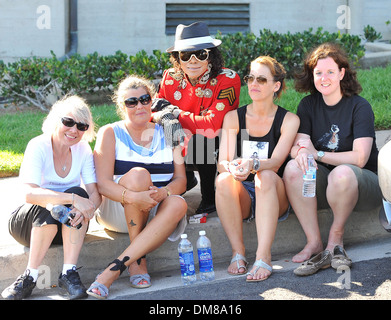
left=297, top=92, right=378, bottom=173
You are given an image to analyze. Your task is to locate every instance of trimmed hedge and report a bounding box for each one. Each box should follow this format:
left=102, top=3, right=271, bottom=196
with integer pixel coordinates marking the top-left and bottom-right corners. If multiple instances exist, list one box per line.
left=217, top=27, right=365, bottom=80
left=0, top=27, right=365, bottom=109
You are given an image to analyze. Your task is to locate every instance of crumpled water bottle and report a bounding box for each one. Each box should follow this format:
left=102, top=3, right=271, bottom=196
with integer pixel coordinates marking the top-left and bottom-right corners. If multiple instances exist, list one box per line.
left=46, top=204, right=82, bottom=229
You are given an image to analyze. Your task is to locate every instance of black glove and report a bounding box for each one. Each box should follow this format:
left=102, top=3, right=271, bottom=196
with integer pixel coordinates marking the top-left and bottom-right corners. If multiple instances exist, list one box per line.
left=156, top=111, right=186, bottom=147
left=151, top=98, right=172, bottom=112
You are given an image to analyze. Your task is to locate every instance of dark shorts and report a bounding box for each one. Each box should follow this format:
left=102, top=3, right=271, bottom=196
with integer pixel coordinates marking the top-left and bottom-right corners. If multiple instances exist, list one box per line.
left=241, top=181, right=290, bottom=222
left=315, top=164, right=382, bottom=211
left=8, top=187, right=89, bottom=247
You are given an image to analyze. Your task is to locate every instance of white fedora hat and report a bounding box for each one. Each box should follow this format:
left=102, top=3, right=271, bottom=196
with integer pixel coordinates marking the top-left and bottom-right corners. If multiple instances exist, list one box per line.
left=166, top=21, right=222, bottom=52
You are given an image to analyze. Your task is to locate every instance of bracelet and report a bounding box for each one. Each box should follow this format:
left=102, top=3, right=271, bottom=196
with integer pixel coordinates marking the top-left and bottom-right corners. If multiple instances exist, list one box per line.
left=296, top=146, right=307, bottom=157
left=164, top=186, right=171, bottom=197
left=72, top=193, right=74, bottom=208
left=121, top=189, right=127, bottom=205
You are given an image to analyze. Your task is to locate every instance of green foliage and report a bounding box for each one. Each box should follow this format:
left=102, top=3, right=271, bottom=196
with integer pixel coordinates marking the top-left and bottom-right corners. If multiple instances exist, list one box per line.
left=0, top=50, right=171, bottom=109
left=217, top=27, right=365, bottom=81
left=363, top=25, right=382, bottom=42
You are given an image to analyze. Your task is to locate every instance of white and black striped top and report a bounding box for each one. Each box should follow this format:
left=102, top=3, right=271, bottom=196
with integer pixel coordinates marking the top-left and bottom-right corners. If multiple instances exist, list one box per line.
left=112, top=121, right=174, bottom=187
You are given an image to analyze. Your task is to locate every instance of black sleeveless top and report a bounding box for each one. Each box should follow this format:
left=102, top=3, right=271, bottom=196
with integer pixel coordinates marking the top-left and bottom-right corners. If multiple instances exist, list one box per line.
left=236, top=105, right=288, bottom=180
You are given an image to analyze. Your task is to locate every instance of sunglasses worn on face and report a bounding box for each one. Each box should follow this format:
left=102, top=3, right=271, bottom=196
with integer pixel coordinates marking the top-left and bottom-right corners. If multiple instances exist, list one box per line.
left=179, top=49, right=210, bottom=62
left=243, top=74, right=274, bottom=85
left=124, top=94, right=152, bottom=108
left=61, top=117, right=89, bottom=131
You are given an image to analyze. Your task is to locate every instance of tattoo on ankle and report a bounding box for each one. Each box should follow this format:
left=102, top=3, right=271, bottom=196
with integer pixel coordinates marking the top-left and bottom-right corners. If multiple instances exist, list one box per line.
left=136, top=255, right=146, bottom=265
left=129, top=219, right=136, bottom=227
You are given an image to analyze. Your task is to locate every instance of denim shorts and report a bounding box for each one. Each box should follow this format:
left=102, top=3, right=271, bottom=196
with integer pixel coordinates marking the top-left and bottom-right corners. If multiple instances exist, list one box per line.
left=315, top=163, right=382, bottom=211
left=242, top=181, right=290, bottom=222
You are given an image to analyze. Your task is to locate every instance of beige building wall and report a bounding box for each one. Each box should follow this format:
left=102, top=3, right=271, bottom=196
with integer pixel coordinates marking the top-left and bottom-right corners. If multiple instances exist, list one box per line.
left=0, top=0, right=390, bottom=63
left=0, top=0, right=68, bottom=63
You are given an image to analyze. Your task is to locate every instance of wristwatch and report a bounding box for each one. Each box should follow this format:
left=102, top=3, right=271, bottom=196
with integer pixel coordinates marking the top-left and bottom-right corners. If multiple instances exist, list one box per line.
left=317, top=151, right=325, bottom=162
left=251, top=158, right=260, bottom=174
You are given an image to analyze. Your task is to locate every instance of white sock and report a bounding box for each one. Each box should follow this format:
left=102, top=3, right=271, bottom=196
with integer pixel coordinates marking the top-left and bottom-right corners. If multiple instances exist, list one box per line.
left=26, top=268, right=39, bottom=282
left=62, top=264, right=76, bottom=275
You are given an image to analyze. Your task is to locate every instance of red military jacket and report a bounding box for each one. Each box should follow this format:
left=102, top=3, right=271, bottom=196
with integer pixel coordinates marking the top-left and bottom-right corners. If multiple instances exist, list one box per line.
left=156, top=67, right=241, bottom=139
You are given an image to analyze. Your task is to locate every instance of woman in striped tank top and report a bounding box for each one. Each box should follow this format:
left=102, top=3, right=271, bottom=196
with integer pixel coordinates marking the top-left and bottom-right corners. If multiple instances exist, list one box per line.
left=87, top=75, right=187, bottom=299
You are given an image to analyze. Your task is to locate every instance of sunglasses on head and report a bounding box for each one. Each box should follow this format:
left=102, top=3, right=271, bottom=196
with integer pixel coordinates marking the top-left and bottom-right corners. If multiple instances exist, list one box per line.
left=61, top=117, right=89, bottom=131
left=124, top=94, right=152, bottom=108
left=243, top=74, right=274, bottom=85
left=179, top=49, right=210, bottom=62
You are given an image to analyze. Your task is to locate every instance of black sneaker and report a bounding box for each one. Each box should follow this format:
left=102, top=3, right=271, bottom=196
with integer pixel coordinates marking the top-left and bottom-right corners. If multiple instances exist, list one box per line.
left=1, top=270, right=36, bottom=300
left=58, top=267, right=87, bottom=300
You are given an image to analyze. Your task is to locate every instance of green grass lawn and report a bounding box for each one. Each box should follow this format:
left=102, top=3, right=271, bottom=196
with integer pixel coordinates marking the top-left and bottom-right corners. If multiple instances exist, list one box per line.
left=1, top=64, right=390, bottom=177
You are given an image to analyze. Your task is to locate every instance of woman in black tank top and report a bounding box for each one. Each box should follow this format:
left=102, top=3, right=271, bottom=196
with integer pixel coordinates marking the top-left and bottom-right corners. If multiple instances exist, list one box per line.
left=215, top=56, right=299, bottom=281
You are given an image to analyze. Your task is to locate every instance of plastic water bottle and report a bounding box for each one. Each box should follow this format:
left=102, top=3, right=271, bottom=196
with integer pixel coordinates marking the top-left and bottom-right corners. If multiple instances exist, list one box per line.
left=302, top=154, right=316, bottom=197
left=178, top=234, right=196, bottom=285
left=197, top=230, right=215, bottom=281
left=46, top=204, right=82, bottom=229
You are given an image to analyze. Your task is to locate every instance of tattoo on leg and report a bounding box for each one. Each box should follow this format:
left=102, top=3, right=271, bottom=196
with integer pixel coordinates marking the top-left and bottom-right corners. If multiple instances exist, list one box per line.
left=137, top=255, right=146, bottom=265
left=129, top=219, right=136, bottom=227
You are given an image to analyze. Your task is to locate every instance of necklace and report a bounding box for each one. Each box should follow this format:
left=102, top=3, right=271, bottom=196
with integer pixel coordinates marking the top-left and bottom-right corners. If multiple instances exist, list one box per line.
left=60, top=149, right=70, bottom=172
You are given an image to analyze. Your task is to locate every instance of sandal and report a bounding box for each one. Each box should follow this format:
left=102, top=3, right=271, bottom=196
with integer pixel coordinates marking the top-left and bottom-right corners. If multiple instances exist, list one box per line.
left=228, top=253, right=248, bottom=276
left=87, top=256, right=130, bottom=299
left=246, top=259, right=273, bottom=282
left=87, top=280, right=109, bottom=300
left=129, top=273, right=151, bottom=289
left=331, top=245, right=352, bottom=269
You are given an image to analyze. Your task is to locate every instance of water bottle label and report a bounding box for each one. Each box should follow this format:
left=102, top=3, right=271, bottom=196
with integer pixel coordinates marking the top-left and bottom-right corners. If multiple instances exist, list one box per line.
left=197, top=248, right=213, bottom=272
left=303, top=168, right=316, bottom=180
left=51, top=205, right=71, bottom=224
left=179, top=252, right=195, bottom=276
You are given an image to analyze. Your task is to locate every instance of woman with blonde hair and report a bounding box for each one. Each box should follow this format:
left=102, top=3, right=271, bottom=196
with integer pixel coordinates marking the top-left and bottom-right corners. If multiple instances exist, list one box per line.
left=2, top=95, right=101, bottom=300
left=88, top=75, right=187, bottom=299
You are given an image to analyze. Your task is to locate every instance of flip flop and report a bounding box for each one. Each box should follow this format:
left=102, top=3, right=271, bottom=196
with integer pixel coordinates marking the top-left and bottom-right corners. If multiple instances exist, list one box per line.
left=228, top=253, right=248, bottom=276
left=129, top=273, right=151, bottom=289
left=246, top=258, right=273, bottom=282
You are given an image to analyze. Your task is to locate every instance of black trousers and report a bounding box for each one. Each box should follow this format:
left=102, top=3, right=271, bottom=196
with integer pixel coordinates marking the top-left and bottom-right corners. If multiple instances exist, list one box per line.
left=8, top=187, right=89, bottom=247
left=185, top=134, right=219, bottom=206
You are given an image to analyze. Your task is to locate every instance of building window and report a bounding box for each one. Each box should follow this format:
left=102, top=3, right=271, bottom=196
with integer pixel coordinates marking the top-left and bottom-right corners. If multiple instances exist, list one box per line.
left=166, top=3, right=250, bottom=35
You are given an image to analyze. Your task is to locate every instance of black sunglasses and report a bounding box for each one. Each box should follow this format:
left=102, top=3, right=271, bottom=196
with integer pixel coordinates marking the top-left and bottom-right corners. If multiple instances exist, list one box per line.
left=61, top=117, right=89, bottom=131
left=179, top=49, right=210, bottom=62
left=124, top=94, right=152, bottom=108
left=243, top=74, right=274, bottom=85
